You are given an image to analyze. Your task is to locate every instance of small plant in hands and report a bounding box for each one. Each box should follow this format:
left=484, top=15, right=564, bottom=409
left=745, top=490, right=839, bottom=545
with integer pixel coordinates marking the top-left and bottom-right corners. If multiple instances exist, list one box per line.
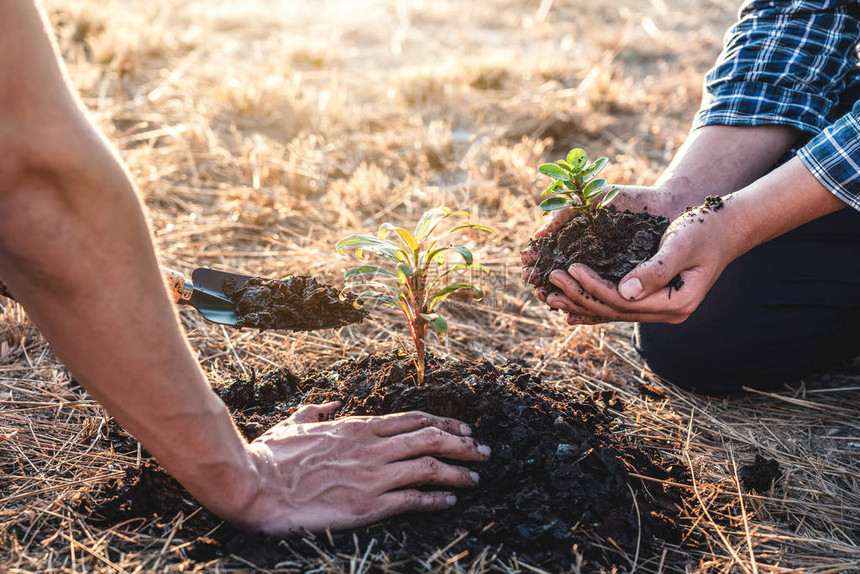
left=524, top=148, right=673, bottom=292
left=337, top=207, right=495, bottom=385
left=538, top=149, right=620, bottom=220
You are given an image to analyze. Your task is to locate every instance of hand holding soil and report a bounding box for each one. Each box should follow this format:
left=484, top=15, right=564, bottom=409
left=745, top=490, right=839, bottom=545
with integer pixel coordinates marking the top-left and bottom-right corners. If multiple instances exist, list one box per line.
left=232, top=401, right=490, bottom=534
left=522, top=184, right=685, bottom=308
left=547, top=195, right=745, bottom=325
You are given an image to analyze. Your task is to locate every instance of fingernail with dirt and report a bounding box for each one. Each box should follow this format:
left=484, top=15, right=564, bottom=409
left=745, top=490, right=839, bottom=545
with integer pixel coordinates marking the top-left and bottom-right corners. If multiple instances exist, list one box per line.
left=619, top=277, right=643, bottom=300
left=446, top=495, right=457, bottom=506
left=478, top=444, right=491, bottom=457
left=460, top=423, right=471, bottom=435
left=470, top=471, right=480, bottom=485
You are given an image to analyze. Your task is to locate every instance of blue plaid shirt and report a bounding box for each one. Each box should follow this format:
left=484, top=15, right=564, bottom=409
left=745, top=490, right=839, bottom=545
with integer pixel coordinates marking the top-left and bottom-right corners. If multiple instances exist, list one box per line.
left=693, top=0, right=860, bottom=211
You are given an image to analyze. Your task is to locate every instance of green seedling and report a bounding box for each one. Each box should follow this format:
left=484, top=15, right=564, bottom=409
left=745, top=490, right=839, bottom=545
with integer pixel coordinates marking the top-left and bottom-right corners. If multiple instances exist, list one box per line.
left=336, top=207, right=495, bottom=385
left=538, top=148, right=619, bottom=220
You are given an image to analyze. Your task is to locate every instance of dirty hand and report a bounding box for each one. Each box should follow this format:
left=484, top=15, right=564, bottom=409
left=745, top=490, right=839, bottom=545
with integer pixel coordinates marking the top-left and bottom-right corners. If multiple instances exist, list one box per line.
left=521, top=185, right=686, bottom=288
left=544, top=198, right=747, bottom=325
left=232, top=401, right=490, bottom=534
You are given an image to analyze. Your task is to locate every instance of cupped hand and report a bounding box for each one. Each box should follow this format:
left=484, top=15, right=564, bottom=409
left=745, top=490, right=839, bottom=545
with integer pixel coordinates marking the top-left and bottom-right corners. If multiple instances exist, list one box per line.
left=545, top=198, right=746, bottom=325
left=522, top=185, right=687, bottom=286
left=233, top=402, right=491, bottom=534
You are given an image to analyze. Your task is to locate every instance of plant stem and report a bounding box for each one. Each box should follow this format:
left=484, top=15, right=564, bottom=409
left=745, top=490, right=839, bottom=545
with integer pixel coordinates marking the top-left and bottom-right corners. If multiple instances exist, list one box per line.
left=406, top=273, right=429, bottom=385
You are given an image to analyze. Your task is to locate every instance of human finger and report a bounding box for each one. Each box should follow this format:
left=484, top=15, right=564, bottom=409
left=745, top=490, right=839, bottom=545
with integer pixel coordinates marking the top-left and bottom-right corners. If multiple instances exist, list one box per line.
left=545, top=290, right=591, bottom=316
left=385, top=457, right=480, bottom=490
left=288, top=401, right=342, bottom=424
left=379, top=490, right=458, bottom=517
left=370, top=410, right=472, bottom=438
left=546, top=270, right=590, bottom=303
left=533, top=207, right=576, bottom=239
left=521, top=248, right=539, bottom=266
left=616, top=244, right=689, bottom=302
left=569, top=264, right=697, bottom=316
left=522, top=265, right=542, bottom=285
left=565, top=313, right=603, bottom=325
left=387, top=426, right=491, bottom=462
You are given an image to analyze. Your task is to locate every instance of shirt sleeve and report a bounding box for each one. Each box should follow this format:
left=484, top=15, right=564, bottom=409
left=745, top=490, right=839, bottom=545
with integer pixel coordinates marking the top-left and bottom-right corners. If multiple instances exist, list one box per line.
left=693, top=0, right=860, bottom=134
left=797, top=101, right=860, bottom=211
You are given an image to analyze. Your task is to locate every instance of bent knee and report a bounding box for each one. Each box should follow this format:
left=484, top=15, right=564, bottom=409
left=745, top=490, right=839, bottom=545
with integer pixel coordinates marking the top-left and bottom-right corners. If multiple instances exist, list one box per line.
left=634, top=323, right=804, bottom=395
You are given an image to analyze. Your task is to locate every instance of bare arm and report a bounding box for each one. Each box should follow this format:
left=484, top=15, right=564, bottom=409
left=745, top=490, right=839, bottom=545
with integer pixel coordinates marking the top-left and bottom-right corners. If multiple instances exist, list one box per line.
left=0, top=0, right=488, bottom=533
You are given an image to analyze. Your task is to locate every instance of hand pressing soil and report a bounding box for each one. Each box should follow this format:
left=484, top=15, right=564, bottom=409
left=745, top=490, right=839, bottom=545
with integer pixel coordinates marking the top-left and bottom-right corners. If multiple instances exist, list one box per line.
left=223, top=275, right=368, bottom=331
left=80, top=353, right=691, bottom=571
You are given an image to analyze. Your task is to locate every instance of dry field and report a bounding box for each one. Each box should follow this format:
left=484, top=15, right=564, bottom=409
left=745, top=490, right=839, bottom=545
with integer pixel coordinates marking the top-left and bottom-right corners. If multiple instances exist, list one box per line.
left=2, top=0, right=860, bottom=571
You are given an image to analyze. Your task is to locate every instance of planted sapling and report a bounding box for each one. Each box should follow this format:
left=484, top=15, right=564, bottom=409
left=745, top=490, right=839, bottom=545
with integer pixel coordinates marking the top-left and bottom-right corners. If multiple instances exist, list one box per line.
left=538, top=148, right=619, bottom=220
left=336, top=207, right=495, bottom=385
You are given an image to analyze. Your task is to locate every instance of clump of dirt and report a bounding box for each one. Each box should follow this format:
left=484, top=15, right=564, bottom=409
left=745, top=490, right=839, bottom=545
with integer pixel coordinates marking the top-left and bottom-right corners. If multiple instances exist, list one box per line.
left=80, top=353, right=689, bottom=571
left=739, top=454, right=782, bottom=493
left=524, top=206, right=681, bottom=293
left=223, top=275, right=368, bottom=331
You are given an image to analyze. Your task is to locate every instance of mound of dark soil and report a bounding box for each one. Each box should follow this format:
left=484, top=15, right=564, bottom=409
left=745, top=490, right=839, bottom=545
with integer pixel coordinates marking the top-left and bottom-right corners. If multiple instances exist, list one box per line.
left=223, top=275, right=368, bottom=331
left=525, top=206, right=677, bottom=293
left=739, top=454, right=782, bottom=494
left=81, top=354, right=688, bottom=571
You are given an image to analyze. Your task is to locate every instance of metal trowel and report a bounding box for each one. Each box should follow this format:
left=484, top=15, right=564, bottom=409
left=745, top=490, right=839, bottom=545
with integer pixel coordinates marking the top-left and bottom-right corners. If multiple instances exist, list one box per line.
left=161, top=266, right=250, bottom=327
left=0, top=267, right=246, bottom=326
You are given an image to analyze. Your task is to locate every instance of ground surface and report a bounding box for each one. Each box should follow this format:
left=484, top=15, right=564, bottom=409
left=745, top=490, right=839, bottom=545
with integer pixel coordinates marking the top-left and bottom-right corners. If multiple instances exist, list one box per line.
left=2, top=0, right=860, bottom=572
left=82, top=353, right=687, bottom=571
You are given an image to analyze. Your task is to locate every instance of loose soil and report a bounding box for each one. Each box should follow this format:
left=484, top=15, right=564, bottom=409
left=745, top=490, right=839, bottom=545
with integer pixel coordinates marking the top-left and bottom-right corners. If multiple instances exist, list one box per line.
left=80, top=353, right=690, bottom=571
left=524, top=207, right=683, bottom=293
left=223, top=275, right=368, bottom=331
left=739, top=454, right=782, bottom=494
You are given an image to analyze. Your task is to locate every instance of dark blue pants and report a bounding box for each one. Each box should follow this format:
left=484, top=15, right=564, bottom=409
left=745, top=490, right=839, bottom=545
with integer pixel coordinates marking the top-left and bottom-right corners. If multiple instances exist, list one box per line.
left=636, top=208, right=860, bottom=394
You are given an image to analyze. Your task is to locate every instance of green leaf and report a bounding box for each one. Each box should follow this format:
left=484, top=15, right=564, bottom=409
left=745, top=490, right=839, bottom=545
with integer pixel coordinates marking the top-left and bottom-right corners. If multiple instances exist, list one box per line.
left=426, top=245, right=473, bottom=266
left=345, top=281, right=401, bottom=294
left=379, top=223, right=420, bottom=257
left=336, top=234, right=408, bottom=262
left=396, top=263, right=415, bottom=286
left=583, top=178, right=607, bottom=199
left=425, top=225, right=497, bottom=256
left=598, top=187, right=620, bottom=209
left=356, top=291, right=409, bottom=314
left=563, top=180, right=577, bottom=191
left=539, top=196, right=571, bottom=212
left=344, top=265, right=396, bottom=281
left=413, top=207, right=469, bottom=243
left=420, top=313, right=448, bottom=341
left=579, top=157, right=607, bottom=182
left=541, top=180, right=564, bottom=196
left=538, top=163, right=571, bottom=181
left=566, top=149, right=587, bottom=172
left=428, top=262, right=490, bottom=293
left=428, top=283, right=484, bottom=311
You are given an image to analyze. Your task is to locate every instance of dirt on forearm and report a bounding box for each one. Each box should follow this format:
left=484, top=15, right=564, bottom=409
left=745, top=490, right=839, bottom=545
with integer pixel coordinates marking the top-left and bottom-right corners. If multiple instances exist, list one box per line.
left=223, top=275, right=368, bottom=331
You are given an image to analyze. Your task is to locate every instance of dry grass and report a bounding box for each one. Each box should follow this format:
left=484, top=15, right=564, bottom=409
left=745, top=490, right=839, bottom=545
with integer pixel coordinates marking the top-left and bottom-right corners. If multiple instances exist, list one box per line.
left=1, top=0, right=859, bottom=571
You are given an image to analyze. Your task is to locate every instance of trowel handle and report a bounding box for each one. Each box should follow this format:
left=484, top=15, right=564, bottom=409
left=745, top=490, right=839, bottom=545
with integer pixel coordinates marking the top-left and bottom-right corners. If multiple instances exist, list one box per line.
left=161, top=266, right=194, bottom=304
